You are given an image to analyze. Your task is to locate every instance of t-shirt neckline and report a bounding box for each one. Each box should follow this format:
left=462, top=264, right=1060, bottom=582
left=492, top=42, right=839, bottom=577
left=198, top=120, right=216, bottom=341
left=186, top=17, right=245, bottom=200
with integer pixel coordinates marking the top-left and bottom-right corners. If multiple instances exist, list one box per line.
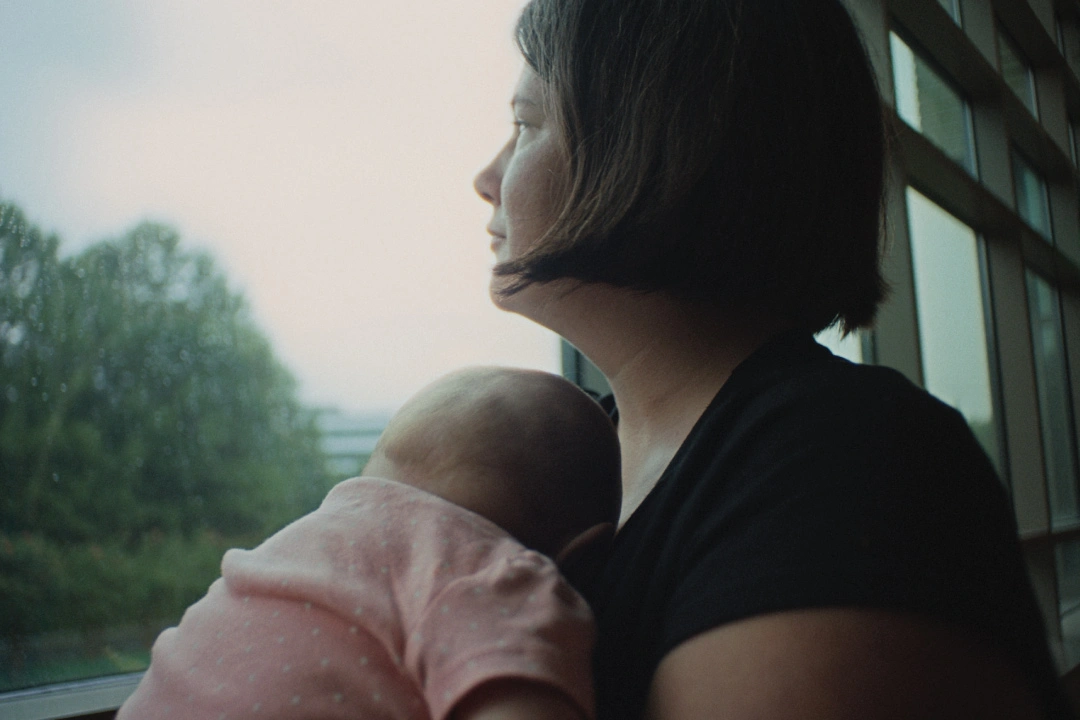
left=612, top=329, right=820, bottom=537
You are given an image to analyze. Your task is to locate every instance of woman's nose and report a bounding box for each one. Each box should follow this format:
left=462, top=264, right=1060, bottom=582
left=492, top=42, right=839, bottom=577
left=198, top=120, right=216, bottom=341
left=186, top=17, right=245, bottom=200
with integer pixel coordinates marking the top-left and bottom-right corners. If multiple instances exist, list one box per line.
left=474, top=151, right=502, bottom=206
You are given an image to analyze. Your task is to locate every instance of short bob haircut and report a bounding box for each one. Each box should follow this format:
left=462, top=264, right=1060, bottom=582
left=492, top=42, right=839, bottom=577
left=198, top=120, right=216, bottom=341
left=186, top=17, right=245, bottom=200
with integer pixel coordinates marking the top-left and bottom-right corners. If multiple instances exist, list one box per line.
left=495, top=0, right=887, bottom=334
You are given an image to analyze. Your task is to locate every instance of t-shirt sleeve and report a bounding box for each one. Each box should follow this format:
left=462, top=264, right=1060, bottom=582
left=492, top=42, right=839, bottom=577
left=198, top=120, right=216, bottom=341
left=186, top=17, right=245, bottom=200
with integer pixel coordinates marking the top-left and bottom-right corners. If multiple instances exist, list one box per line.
left=406, top=551, right=596, bottom=720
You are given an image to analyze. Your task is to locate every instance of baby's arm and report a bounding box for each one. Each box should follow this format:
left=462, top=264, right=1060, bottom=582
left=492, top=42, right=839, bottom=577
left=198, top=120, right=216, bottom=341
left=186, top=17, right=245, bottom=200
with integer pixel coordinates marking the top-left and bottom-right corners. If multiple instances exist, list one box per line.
left=451, top=679, right=588, bottom=720
left=410, top=550, right=597, bottom=720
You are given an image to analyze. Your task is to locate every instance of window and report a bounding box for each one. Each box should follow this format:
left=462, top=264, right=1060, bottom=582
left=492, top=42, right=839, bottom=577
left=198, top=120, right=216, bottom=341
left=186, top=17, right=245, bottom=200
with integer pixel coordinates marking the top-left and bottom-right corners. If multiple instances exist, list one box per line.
left=906, top=188, right=1005, bottom=474
left=1069, top=122, right=1078, bottom=167
left=1026, top=272, right=1080, bottom=530
left=1057, top=538, right=1080, bottom=665
left=815, top=326, right=863, bottom=364
left=890, top=31, right=977, bottom=175
left=936, top=0, right=961, bottom=25
left=0, top=1, right=560, bottom=712
left=1057, top=16, right=1080, bottom=78
left=999, top=29, right=1039, bottom=116
left=1012, top=151, right=1054, bottom=240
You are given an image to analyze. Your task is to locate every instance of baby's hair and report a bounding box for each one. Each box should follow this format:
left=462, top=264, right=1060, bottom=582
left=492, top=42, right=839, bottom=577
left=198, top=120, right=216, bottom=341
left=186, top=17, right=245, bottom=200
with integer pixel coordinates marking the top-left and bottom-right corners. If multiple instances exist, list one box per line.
left=369, top=367, right=621, bottom=557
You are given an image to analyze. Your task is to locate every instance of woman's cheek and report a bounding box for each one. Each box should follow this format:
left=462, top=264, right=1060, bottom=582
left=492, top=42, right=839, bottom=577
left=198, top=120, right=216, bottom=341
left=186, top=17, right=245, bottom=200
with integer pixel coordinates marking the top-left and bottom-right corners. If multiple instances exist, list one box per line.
left=502, top=144, right=564, bottom=261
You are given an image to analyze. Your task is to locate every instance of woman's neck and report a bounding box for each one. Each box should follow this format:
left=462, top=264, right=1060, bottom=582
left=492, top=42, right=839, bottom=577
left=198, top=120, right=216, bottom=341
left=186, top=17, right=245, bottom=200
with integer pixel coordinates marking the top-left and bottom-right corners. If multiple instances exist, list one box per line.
left=537, top=285, right=789, bottom=524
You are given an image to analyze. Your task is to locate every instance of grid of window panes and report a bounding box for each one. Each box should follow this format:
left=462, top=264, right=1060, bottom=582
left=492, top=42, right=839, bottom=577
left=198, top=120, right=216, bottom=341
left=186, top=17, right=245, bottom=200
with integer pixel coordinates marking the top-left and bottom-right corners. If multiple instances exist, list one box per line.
left=890, top=31, right=977, bottom=175
left=1012, top=151, right=1054, bottom=240
left=998, top=29, right=1038, bottom=117
left=906, top=188, right=1004, bottom=474
left=1025, top=271, right=1080, bottom=530
left=884, top=1, right=1080, bottom=680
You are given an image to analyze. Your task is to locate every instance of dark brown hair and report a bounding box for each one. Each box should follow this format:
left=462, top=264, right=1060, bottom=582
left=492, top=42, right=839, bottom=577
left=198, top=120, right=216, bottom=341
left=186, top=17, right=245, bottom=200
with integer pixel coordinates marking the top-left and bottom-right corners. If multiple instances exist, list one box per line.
left=496, top=0, right=887, bottom=333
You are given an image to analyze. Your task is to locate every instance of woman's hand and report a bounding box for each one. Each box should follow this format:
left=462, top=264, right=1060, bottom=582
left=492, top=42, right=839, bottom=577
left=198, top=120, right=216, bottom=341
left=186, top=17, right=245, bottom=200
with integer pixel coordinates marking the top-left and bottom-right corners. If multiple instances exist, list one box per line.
left=645, top=608, right=1043, bottom=720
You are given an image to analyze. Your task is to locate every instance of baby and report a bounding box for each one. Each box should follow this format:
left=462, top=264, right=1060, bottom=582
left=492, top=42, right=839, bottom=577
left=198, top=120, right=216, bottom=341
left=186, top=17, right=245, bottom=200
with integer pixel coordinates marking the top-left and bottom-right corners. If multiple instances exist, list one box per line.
left=117, top=367, right=621, bottom=720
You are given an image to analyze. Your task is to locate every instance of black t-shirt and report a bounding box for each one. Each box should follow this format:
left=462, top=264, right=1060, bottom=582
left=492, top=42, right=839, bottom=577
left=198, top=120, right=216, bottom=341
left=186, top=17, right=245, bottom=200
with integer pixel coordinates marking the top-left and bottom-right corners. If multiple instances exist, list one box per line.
left=585, top=332, right=1071, bottom=719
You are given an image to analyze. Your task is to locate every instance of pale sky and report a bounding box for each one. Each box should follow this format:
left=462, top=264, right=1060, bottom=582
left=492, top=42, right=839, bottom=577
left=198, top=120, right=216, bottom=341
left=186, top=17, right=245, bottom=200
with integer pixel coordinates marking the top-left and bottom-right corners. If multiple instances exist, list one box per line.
left=0, top=0, right=558, bottom=415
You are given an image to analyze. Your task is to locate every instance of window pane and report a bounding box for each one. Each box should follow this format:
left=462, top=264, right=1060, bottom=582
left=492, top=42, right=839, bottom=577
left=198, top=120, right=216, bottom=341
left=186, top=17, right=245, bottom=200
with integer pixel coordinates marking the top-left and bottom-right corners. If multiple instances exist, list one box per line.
left=815, top=326, right=863, bottom=364
left=890, top=32, right=976, bottom=174
left=1013, top=152, right=1053, bottom=240
left=936, top=0, right=961, bottom=25
left=997, top=30, right=1041, bottom=117
left=999, top=30, right=1038, bottom=116
left=906, top=188, right=1004, bottom=474
left=1026, top=272, right=1080, bottom=529
left=1057, top=538, right=1080, bottom=665
left=0, top=2, right=559, bottom=697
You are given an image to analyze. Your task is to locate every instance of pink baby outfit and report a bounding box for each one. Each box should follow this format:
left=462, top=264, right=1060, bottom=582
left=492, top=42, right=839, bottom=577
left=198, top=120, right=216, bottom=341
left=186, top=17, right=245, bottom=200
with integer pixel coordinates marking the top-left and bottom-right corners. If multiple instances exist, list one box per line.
left=118, top=477, right=595, bottom=720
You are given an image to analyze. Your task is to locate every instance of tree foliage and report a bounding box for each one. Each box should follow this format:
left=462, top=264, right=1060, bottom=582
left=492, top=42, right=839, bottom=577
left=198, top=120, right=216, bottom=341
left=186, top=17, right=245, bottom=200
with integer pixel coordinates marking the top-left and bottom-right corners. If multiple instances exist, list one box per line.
left=0, top=201, right=334, bottom=679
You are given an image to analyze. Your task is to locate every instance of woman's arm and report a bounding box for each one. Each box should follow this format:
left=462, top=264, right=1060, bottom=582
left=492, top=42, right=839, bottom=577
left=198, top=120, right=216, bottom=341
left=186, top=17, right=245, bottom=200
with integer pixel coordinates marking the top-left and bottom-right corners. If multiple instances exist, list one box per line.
left=646, top=608, right=1043, bottom=720
left=452, top=679, right=589, bottom=720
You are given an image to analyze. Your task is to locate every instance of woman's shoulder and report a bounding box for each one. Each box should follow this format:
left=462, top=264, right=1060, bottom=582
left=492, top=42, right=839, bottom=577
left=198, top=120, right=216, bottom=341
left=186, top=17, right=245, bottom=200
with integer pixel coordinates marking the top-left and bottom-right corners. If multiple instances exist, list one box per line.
left=589, top=337, right=1066, bottom=720
left=678, top=333, right=990, bottom=493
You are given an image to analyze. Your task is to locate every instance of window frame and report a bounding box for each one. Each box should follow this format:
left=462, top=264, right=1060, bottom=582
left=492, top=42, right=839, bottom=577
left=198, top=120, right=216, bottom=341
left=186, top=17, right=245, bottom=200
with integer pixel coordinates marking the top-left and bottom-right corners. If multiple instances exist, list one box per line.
left=888, top=26, right=979, bottom=177
left=998, top=26, right=1039, bottom=118
left=1011, top=148, right=1055, bottom=241
left=1024, top=269, right=1080, bottom=532
left=904, top=185, right=1008, bottom=478
left=0, top=673, right=142, bottom=720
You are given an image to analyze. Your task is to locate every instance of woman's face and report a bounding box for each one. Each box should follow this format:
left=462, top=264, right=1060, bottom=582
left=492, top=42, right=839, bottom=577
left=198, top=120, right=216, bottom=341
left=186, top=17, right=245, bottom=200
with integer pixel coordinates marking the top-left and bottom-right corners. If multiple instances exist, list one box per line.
left=474, top=65, right=565, bottom=313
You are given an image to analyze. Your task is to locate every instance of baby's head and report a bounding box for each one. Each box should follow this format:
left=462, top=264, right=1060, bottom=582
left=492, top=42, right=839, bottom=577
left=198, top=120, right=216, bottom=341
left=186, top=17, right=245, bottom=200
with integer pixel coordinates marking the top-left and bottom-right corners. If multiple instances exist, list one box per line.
left=363, top=367, right=621, bottom=565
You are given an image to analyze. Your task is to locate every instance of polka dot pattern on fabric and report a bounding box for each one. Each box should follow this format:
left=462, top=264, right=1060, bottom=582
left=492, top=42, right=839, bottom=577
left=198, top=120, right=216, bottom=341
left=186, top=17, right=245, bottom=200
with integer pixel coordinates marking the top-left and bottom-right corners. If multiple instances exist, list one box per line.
left=114, top=478, right=595, bottom=720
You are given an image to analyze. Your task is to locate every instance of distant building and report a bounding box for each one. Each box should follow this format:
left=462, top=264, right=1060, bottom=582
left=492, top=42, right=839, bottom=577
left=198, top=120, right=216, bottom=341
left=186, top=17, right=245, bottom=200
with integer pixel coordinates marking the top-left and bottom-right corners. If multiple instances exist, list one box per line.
left=313, top=408, right=390, bottom=478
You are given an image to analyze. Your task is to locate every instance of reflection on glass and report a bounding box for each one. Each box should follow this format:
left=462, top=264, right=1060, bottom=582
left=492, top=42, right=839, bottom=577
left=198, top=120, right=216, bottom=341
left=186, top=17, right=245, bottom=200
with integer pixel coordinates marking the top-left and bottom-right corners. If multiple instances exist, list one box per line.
left=999, top=30, right=1038, bottom=116
left=890, top=32, right=976, bottom=175
left=906, top=188, right=1003, bottom=474
left=815, top=326, right=863, bottom=364
left=1013, top=152, right=1053, bottom=240
left=936, top=0, right=960, bottom=24
left=1057, top=538, right=1080, bottom=664
left=1026, top=271, right=1080, bottom=529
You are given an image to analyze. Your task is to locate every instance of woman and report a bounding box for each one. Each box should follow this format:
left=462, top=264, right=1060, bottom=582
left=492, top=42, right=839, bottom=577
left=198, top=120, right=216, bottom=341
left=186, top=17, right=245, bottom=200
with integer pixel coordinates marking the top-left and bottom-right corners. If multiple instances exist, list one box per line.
left=474, top=0, right=1073, bottom=719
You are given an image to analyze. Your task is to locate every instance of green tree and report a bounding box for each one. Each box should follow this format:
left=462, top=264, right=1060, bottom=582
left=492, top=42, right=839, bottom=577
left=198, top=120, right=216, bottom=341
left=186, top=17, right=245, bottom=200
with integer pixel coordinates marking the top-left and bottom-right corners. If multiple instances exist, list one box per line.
left=0, top=202, right=334, bottom=683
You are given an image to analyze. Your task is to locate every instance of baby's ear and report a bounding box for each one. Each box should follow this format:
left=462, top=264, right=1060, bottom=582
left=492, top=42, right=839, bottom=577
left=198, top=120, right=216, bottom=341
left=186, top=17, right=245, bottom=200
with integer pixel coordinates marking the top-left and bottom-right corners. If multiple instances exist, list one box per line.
left=553, top=522, right=615, bottom=588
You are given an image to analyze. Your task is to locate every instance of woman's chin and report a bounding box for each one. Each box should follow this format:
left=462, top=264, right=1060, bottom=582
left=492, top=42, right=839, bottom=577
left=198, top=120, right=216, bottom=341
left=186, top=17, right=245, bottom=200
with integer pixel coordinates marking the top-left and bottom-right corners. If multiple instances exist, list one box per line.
left=489, top=275, right=521, bottom=313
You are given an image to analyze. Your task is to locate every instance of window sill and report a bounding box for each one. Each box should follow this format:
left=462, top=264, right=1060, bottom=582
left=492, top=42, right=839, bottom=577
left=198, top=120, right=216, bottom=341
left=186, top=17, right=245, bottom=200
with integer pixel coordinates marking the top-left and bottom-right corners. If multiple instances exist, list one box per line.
left=0, top=673, right=140, bottom=720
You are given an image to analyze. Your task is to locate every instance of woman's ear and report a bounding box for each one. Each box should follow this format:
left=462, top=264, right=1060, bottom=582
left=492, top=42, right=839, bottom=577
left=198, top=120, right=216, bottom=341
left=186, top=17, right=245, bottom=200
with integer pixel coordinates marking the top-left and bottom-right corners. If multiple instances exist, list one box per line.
left=553, top=522, right=615, bottom=588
